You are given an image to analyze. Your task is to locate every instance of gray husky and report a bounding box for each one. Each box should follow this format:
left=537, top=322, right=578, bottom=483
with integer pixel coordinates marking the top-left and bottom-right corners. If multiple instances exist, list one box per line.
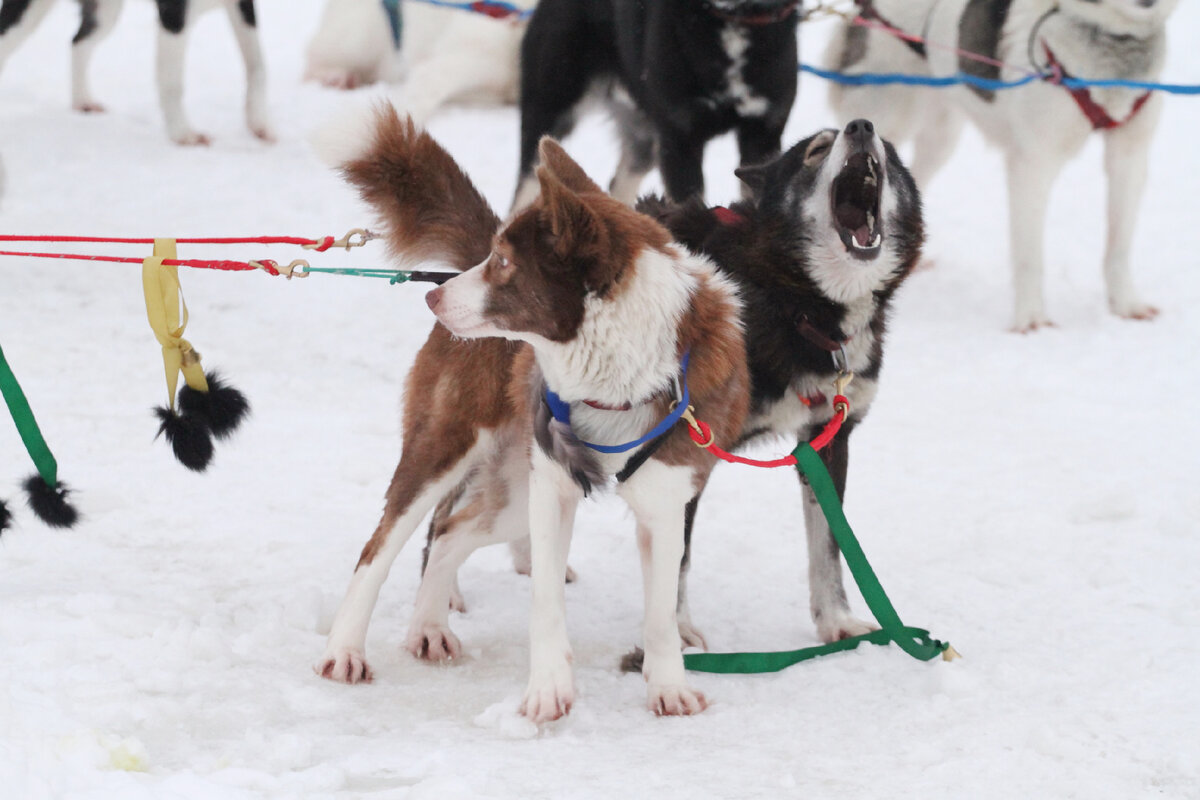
left=827, top=0, right=1178, bottom=331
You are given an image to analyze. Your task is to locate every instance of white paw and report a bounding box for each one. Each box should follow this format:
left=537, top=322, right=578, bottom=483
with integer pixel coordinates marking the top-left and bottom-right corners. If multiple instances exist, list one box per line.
left=405, top=623, right=462, bottom=663
left=817, top=614, right=878, bottom=644
left=520, top=662, right=575, bottom=723
left=647, top=684, right=708, bottom=716
left=172, top=130, right=212, bottom=147
left=678, top=620, right=707, bottom=651
left=250, top=125, right=276, bottom=144
left=73, top=101, right=105, bottom=113
left=315, top=646, right=373, bottom=684
left=1110, top=298, right=1159, bottom=321
left=1010, top=314, right=1055, bottom=334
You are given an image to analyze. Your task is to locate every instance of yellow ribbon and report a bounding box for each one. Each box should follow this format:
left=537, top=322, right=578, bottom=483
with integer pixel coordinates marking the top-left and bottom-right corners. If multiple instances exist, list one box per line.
left=142, top=239, right=209, bottom=410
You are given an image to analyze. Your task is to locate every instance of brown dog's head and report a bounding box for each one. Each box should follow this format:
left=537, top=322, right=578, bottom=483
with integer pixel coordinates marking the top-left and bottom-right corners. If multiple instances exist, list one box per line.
left=427, top=138, right=671, bottom=343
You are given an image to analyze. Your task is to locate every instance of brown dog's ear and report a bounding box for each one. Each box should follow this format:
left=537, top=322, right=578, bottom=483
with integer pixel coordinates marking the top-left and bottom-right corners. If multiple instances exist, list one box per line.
left=538, top=137, right=604, bottom=196
left=536, top=165, right=609, bottom=265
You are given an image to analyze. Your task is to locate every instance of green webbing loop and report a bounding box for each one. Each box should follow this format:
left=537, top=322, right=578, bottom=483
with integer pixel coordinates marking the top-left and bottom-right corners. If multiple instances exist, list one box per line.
left=684, top=442, right=951, bottom=674
left=300, top=267, right=411, bottom=280
left=0, top=343, right=58, bottom=487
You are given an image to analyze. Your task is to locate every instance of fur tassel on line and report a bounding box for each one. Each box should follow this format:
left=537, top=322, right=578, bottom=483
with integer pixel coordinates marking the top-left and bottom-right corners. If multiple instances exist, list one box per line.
left=177, top=371, right=250, bottom=440
left=23, top=474, right=79, bottom=528
left=0, top=497, right=12, bottom=534
left=155, top=406, right=215, bottom=472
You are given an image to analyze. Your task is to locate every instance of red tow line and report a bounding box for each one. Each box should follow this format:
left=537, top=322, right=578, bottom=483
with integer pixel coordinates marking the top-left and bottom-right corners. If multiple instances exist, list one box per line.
left=682, top=393, right=850, bottom=467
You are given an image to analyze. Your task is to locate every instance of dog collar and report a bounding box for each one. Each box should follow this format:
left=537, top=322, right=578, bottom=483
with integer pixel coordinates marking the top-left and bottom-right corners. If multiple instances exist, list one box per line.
left=544, top=352, right=691, bottom=454
left=712, top=206, right=748, bottom=226
left=700, top=0, right=799, bottom=27
left=1042, top=43, right=1152, bottom=131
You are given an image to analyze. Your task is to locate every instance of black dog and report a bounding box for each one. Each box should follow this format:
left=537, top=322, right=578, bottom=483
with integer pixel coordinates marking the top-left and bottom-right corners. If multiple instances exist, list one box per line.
left=632, top=119, right=924, bottom=653
left=513, top=0, right=799, bottom=209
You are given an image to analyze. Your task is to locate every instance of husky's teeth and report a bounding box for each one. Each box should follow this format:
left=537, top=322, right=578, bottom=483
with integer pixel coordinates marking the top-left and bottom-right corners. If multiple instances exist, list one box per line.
left=867, top=211, right=876, bottom=229
left=871, top=233, right=882, bottom=247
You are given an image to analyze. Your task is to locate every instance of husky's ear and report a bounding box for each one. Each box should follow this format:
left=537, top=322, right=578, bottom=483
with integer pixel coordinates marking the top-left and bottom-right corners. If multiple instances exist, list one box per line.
left=537, top=165, right=606, bottom=259
left=538, top=138, right=604, bottom=196
left=734, top=163, right=769, bottom=194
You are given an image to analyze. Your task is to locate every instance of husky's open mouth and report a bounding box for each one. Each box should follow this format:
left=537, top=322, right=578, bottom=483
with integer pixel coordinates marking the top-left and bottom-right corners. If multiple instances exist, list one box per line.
left=832, top=152, right=882, bottom=259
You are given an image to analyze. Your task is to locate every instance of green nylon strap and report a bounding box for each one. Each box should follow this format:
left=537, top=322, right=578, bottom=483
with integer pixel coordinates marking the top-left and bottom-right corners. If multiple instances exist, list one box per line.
left=297, top=267, right=412, bottom=283
left=683, top=442, right=950, bottom=674
left=0, top=343, right=58, bottom=487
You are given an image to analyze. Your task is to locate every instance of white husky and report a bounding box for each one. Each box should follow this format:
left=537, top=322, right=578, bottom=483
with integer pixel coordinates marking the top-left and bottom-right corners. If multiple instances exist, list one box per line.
left=304, top=0, right=532, bottom=124
left=827, top=0, right=1178, bottom=331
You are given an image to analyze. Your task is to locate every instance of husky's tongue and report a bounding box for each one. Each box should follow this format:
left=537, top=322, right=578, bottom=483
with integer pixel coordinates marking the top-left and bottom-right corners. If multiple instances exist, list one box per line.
left=853, top=225, right=872, bottom=247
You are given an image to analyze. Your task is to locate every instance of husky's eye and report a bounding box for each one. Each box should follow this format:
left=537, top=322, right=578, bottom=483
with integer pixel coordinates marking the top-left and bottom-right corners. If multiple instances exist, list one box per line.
left=500, top=256, right=509, bottom=268
left=805, top=132, right=836, bottom=164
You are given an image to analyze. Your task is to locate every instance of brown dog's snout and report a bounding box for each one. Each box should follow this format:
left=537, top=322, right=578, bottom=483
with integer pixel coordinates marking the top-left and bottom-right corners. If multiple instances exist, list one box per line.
left=426, top=287, right=444, bottom=313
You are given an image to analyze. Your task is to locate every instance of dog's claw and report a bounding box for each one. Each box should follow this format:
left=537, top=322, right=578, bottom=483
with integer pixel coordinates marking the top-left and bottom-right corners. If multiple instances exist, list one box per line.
left=817, top=615, right=878, bottom=644
left=405, top=624, right=463, bottom=663
left=520, top=662, right=575, bottom=723
left=173, top=131, right=213, bottom=147
left=315, top=648, right=373, bottom=684
left=648, top=685, right=708, bottom=716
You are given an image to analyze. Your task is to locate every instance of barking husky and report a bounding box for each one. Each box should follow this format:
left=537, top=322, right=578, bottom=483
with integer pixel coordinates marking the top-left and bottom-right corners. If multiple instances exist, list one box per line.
left=827, top=0, right=1178, bottom=331
left=315, top=105, right=749, bottom=720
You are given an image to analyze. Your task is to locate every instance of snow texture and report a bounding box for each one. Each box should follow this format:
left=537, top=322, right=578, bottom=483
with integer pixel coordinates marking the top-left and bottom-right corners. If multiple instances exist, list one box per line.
left=1, top=2, right=1198, bottom=798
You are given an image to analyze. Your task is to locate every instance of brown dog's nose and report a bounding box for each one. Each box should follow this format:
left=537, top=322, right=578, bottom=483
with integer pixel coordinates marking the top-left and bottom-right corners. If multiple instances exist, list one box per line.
left=426, top=287, right=443, bottom=313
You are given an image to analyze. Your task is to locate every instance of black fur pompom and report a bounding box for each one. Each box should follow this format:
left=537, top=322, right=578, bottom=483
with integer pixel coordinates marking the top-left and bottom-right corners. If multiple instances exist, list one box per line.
left=23, top=474, right=80, bottom=528
left=177, top=371, right=250, bottom=439
left=155, top=406, right=214, bottom=471
left=0, top=497, right=12, bottom=534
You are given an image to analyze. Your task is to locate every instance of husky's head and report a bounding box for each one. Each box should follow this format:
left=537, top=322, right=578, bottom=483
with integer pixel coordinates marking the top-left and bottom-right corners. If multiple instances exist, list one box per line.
left=736, top=119, right=922, bottom=304
left=1060, top=0, right=1178, bottom=31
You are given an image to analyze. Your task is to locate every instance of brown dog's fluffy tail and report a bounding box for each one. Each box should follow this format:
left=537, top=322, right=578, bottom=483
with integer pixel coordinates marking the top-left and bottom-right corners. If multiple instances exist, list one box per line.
left=314, top=103, right=499, bottom=269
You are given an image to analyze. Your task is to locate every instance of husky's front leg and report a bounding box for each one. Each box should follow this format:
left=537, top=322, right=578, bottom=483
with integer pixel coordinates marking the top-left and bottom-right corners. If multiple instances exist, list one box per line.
left=520, top=447, right=580, bottom=723
left=621, top=462, right=707, bottom=716
left=1005, top=148, right=1060, bottom=332
left=1102, top=96, right=1163, bottom=321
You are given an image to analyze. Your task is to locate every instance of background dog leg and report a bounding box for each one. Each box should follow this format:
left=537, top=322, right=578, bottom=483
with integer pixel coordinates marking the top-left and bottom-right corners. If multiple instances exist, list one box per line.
left=0, top=0, right=56, bottom=75
left=1102, top=99, right=1162, bottom=321
left=1005, top=149, right=1059, bottom=332
left=155, top=2, right=208, bottom=145
left=801, top=428, right=875, bottom=643
left=621, top=463, right=707, bottom=716
left=608, top=106, right=656, bottom=205
left=520, top=449, right=579, bottom=723
left=657, top=130, right=705, bottom=202
left=223, top=0, right=273, bottom=142
left=907, top=103, right=964, bottom=190
left=71, top=0, right=123, bottom=113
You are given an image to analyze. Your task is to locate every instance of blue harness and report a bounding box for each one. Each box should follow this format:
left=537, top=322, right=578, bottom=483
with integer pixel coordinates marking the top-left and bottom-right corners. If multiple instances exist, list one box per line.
left=382, top=0, right=403, bottom=48
left=543, top=352, right=691, bottom=455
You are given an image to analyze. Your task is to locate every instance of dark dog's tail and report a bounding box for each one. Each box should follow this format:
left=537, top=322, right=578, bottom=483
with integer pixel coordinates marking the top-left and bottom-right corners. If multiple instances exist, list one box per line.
left=314, top=103, right=500, bottom=270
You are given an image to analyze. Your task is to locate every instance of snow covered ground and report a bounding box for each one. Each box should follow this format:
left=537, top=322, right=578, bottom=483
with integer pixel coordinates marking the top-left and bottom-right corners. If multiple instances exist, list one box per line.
left=1, top=2, right=1198, bottom=798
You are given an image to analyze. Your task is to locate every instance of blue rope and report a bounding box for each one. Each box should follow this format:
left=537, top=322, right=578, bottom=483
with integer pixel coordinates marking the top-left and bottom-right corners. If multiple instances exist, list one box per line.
left=545, top=352, right=691, bottom=455
left=383, top=0, right=403, bottom=47
left=800, top=63, right=1198, bottom=95
left=406, top=0, right=533, bottom=21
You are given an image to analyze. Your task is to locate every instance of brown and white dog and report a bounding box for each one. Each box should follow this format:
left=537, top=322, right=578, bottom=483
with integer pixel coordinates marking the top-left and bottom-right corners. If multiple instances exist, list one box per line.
left=314, top=105, right=748, bottom=719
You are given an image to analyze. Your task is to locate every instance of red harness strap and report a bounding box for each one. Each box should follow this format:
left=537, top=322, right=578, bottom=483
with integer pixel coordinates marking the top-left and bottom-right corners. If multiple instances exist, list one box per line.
left=1043, top=44, right=1152, bottom=131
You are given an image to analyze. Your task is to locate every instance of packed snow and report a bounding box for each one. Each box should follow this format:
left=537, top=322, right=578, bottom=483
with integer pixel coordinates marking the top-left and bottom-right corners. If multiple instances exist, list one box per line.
left=1, top=2, right=1198, bottom=798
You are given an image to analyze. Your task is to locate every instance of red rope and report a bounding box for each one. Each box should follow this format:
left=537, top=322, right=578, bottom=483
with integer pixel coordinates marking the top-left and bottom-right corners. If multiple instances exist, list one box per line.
left=0, top=250, right=278, bottom=275
left=686, top=396, right=849, bottom=468
left=0, top=234, right=329, bottom=248
left=851, top=15, right=1039, bottom=77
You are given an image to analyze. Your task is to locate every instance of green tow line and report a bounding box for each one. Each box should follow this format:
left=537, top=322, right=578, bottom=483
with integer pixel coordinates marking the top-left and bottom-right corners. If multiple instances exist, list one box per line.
left=0, top=343, right=58, bottom=488
left=684, top=442, right=955, bottom=674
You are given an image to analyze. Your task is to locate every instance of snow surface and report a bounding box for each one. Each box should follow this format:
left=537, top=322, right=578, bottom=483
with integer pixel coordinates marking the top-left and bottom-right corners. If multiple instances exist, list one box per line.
left=1, top=2, right=1198, bottom=798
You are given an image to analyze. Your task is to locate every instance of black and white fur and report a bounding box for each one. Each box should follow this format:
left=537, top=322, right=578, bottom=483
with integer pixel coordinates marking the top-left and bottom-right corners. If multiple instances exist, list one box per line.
left=0, top=0, right=271, bottom=145
left=639, top=119, right=925, bottom=645
left=513, top=0, right=799, bottom=209
left=827, top=0, right=1178, bottom=331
